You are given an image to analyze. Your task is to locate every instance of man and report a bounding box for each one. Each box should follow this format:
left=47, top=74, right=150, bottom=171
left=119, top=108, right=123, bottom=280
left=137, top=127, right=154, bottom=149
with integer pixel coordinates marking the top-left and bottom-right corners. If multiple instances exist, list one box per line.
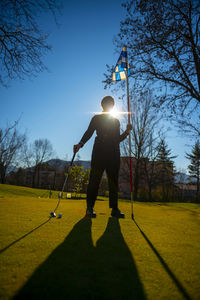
left=73, top=96, right=132, bottom=218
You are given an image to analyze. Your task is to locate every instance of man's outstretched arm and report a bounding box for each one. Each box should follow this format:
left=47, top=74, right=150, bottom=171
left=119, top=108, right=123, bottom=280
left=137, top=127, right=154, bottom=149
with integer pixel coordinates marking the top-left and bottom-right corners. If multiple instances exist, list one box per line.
left=74, top=116, right=96, bottom=153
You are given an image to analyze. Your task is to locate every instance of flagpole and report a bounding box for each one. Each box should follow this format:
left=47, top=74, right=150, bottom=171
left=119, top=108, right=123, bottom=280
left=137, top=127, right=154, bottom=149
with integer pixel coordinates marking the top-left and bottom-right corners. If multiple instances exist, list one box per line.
left=126, top=47, right=134, bottom=220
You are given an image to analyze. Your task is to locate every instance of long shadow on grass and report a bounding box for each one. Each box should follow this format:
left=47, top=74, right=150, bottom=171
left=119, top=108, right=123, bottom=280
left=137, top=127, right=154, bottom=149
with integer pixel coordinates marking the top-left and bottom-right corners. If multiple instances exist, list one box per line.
left=0, top=218, right=51, bottom=254
left=134, top=219, right=191, bottom=300
left=13, top=217, right=146, bottom=300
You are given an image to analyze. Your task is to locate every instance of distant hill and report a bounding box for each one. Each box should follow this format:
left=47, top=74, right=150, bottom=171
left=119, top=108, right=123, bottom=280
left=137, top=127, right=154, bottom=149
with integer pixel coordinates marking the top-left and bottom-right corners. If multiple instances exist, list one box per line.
left=47, top=159, right=91, bottom=170
left=174, top=172, right=195, bottom=183
left=6, top=159, right=91, bottom=175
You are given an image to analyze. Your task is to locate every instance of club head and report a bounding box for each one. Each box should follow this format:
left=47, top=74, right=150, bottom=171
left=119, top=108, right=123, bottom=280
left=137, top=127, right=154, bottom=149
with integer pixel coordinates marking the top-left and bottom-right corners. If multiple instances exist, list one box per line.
left=50, top=212, right=56, bottom=218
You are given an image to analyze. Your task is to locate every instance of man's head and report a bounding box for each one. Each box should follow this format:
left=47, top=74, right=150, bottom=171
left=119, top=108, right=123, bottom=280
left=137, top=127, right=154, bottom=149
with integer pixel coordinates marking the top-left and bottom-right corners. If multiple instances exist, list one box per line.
left=101, top=96, right=115, bottom=112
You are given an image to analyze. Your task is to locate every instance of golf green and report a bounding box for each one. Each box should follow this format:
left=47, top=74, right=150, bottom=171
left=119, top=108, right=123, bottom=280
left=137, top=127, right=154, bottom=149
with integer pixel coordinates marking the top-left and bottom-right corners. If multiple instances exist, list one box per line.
left=0, top=184, right=200, bottom=299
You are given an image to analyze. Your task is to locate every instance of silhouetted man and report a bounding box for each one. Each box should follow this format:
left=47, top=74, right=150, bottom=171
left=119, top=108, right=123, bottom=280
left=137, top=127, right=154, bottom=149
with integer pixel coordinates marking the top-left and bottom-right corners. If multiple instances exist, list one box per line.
left=73, top=96, right=132, bottom=218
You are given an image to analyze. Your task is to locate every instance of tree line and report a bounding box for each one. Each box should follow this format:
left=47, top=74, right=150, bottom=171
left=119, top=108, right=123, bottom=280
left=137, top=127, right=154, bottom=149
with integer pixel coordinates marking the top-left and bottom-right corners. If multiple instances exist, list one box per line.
left=0, top=122, right=108, bottom=196
left=0, top=112, right=199, bottom=202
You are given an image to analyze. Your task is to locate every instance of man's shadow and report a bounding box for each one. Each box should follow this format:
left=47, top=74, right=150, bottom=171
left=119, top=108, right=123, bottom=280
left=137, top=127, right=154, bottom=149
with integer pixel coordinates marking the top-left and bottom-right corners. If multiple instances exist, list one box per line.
left=14, top=218, right=146, bottom=300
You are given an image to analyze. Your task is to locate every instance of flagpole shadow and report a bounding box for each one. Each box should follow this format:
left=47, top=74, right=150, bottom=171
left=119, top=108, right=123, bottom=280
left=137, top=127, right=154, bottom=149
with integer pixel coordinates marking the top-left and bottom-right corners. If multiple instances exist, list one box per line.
left=133, top=219, right=191, bottom=300
left=13, top=217, right=146, bottom=300
left=0, top=218, right=51, bottom=254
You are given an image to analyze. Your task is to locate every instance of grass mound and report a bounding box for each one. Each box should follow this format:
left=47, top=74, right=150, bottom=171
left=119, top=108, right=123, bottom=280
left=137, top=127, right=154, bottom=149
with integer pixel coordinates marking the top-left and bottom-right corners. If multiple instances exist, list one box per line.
left=0, top=184, right=86, bottom=200
left=0, top=185, right=200, bottom=299
left=0, top=184, right=57, bottom=198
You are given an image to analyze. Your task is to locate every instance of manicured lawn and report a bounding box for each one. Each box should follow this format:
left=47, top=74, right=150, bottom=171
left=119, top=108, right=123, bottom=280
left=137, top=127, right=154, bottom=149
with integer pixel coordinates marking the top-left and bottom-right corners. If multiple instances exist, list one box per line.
left=0, top=184, right=200, bottom=299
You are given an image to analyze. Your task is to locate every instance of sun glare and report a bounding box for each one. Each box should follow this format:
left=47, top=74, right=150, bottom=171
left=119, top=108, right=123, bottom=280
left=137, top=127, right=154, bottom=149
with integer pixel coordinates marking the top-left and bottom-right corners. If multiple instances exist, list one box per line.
left=109, top=107, right=119, bottom=118
left=90, top=109, right=131, bottom=118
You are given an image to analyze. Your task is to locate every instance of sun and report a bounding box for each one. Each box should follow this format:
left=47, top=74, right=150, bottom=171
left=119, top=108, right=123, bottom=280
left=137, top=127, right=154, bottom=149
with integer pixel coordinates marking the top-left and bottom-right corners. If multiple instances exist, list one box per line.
left=109, top=107, right=119, bottom=118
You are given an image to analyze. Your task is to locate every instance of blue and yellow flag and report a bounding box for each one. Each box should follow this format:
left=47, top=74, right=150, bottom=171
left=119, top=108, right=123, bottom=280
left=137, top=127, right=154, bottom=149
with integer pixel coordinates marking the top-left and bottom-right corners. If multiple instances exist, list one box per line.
left=112, top=46, right=130, bottom=81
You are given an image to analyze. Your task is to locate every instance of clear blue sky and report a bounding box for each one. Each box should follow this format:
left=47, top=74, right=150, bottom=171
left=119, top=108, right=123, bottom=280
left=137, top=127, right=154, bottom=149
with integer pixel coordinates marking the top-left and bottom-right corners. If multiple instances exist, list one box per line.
left=0, top=0, right=191, bottom=172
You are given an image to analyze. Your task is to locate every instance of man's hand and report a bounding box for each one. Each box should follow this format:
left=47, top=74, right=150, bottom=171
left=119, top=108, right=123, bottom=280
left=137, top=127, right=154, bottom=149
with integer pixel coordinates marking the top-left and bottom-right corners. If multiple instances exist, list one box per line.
left=126, top=124, right=133, bottom=132
left=73, top=143, right=82, bottom=153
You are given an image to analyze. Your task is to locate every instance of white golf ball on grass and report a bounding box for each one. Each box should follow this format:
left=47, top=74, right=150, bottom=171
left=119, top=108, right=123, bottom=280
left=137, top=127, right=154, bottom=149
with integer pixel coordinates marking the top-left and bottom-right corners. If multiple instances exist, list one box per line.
left=50, top=212, right=56, bottom=218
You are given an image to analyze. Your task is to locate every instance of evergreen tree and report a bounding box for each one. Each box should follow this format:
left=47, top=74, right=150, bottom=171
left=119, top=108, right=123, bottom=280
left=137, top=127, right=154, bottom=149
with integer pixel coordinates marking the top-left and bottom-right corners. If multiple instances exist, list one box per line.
left=70, top=166, right=85, bottom=197
left=156, top=139, right=176, bottom=201
left=186, top=141, right=200, bottom=201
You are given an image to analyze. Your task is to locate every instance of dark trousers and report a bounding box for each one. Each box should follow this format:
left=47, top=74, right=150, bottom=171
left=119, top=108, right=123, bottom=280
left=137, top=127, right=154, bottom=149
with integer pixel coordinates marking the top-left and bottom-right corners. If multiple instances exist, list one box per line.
left=87, top=145, right=120, bottom=210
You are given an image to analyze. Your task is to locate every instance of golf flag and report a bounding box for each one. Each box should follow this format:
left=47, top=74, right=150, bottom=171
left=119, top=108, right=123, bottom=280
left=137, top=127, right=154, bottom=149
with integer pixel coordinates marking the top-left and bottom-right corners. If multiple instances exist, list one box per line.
left=112, top=46, right=130, bottom=81
left=112, top=45, right=134, bottom=219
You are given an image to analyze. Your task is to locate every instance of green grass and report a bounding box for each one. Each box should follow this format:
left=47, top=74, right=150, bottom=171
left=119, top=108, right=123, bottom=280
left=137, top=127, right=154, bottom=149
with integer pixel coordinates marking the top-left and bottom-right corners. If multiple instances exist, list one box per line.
left=0, top=183, right=87, bottom=199
left=0, top=184, right=200, bottom=299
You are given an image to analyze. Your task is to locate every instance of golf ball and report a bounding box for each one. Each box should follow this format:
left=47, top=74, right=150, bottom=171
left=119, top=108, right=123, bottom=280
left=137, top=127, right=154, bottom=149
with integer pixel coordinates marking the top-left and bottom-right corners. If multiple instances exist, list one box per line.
left=50, top=212, right=56, bottom=218
left=58, top=213, right=62, bottom=218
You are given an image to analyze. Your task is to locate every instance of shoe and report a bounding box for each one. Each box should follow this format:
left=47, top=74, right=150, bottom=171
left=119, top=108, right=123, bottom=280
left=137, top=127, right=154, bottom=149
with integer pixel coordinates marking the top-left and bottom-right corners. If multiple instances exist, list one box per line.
left=85, top=208, right=96, bottom=218
left=111, top=208, right=125, bottom=218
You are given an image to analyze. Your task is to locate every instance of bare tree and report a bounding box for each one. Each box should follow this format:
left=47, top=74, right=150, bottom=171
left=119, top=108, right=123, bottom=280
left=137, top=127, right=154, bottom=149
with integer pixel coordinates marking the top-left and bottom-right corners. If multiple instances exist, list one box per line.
left=33, top=139, right=53, bottom=165
left=32, top=138, right=54, bottom=187
left=0, top=121, right=26, bottom=183
left=141, top=133, right=158, bottom=201
left=20, top=142, right=33, bottom=169
left=0, top=0, right=62, bottom=86
left=22, top=138, right=54, bottom=187
left=104, top=0, right=200, bottom=137
left=175, top=112, right=200, bottom=138
left=121, top=89, right=161, bottom=201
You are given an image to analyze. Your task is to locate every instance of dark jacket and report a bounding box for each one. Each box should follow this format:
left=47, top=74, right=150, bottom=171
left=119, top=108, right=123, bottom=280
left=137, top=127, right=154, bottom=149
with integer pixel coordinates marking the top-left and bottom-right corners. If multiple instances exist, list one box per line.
left=79, top=114, right=128, bottom=153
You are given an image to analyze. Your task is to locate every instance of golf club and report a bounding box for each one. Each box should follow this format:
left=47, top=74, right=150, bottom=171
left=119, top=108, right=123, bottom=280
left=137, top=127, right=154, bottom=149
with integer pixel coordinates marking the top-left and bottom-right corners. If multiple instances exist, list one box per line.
left=50, top=152, right=76, bottom=218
